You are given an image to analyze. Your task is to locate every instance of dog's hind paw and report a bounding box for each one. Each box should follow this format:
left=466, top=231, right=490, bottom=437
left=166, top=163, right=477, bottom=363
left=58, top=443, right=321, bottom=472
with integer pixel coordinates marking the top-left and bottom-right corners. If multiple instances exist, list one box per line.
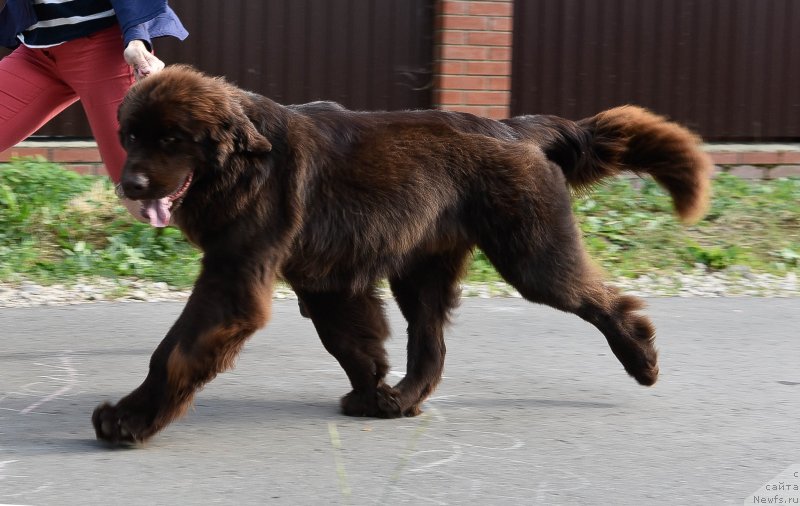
left=402, top=404, right=423, bottom=417
left=374, top=384, right=403, bottom=418
left=628, top=360, right=659, bottom=386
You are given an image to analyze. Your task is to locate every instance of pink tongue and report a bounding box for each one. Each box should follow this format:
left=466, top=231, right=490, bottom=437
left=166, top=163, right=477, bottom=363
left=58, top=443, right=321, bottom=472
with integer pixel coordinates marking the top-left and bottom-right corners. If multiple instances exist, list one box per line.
left=140, top=198, right=171, bottom=228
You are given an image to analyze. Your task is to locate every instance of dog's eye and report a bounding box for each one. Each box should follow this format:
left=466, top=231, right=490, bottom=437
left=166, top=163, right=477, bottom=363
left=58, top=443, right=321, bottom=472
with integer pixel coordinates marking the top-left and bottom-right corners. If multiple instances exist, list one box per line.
left=128, top=133, right=137, bottom=143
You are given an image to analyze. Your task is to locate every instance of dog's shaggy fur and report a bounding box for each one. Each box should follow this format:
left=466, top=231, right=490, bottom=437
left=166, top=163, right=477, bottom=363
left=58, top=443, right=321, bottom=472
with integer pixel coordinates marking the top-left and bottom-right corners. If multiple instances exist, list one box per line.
left=92, top=65, right=712, bottom=444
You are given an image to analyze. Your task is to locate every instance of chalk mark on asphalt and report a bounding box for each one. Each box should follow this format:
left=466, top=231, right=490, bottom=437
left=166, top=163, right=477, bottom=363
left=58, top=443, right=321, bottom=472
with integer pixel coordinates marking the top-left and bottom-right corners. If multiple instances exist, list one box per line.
left=380, top=394, right=590, bottom=503
left=0, top=352, right=80, bottom=415
left=0, top=460, right=51, bottom=501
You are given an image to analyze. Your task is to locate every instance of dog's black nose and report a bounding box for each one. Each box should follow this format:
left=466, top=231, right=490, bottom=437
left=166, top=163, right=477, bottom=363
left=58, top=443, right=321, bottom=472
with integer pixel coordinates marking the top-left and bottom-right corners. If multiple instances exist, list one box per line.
left=120, top=173, right=149, bottom=199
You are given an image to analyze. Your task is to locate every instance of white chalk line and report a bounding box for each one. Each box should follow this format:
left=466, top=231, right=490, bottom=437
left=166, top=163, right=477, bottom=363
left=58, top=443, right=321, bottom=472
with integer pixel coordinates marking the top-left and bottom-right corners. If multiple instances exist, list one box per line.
left=0, top=460, right=52, bottom=501
left=407, top=446, right=463, bottom=473
left=485, top=306, right=526, bottom=313
left=0, top=355, right=72, bottom=502
left=0, top=352, right=80, bottom=415
left=0, top=460, right=20, bottom=478
left=1, top=483, right=51, bottom=499
left=327, top=422, right=352, bottom=503
left=419, top=429, right=525, bottom=451
left=385, top=398, right=591, bottom=503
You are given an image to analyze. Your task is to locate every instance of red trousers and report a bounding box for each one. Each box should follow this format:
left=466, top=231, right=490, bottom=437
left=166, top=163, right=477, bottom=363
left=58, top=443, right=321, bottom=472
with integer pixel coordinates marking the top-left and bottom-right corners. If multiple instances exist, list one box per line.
left=0, top=25, right=134, bottom=183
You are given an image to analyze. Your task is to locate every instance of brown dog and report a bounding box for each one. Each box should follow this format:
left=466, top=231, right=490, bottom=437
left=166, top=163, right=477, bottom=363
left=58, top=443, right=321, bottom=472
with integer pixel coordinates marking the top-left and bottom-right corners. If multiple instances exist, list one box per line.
left=92, top=65, right=712, bottom=444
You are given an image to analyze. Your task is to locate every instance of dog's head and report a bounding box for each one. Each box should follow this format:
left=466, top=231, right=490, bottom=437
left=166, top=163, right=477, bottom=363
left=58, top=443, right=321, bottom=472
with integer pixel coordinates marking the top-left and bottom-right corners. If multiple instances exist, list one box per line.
left=117, top=65, right=272, bottom=208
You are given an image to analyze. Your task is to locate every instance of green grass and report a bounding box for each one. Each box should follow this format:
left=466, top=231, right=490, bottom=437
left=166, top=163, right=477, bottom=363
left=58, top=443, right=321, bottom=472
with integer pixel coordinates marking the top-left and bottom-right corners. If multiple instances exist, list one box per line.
left=1, top=159, right=798, bottom=289
left=572, top=174, right=800, bottom=279
left=0, top=158, right=201, bottom=287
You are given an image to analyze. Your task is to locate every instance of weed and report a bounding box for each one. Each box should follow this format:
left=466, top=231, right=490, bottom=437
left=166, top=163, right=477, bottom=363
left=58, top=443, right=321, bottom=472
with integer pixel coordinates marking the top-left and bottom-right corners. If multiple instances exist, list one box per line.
left=0, top=159, right=200, bottom=287
left=1, top=159, right=798, bottom=288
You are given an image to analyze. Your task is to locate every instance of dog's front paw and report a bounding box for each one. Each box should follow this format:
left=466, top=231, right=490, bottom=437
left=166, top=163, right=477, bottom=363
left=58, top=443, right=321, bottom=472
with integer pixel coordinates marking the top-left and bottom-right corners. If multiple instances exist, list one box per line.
left=340, top=390, right=375, bottom=417
left=92, top=401, right=153, bottom=445
left=340, top=384, right=404, bottom=418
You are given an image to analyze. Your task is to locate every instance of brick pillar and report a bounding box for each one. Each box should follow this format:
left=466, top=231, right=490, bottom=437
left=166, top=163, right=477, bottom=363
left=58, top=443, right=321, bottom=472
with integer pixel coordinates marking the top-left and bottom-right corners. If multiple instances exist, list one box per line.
left=433, top=0, right=514, bottom=119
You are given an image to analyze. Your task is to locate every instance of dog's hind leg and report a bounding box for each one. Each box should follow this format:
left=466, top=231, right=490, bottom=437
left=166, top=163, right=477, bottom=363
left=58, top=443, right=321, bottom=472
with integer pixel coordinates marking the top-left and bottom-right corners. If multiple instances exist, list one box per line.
left=297, top=288, right=394, bottom=417
left=478, top=206, right=659, bottom=386
left=387, top=248, right=471, bottom=417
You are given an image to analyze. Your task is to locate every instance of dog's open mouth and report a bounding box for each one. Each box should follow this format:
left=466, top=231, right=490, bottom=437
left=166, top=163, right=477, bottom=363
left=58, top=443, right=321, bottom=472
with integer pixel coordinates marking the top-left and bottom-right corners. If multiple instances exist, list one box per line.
left=168, top=171, right=194, bottom=202
left=140, top=171, right=194, bottom=228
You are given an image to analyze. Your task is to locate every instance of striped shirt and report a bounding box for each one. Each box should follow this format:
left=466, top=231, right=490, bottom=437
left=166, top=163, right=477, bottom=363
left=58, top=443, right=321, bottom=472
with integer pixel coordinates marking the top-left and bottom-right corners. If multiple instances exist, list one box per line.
left=18, top=0, right=117, bottom=48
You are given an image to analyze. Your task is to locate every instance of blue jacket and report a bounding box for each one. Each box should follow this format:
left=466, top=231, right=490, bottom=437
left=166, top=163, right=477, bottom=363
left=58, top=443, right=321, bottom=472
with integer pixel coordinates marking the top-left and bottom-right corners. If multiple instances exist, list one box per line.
left=0, top=0, right=187, bottom=49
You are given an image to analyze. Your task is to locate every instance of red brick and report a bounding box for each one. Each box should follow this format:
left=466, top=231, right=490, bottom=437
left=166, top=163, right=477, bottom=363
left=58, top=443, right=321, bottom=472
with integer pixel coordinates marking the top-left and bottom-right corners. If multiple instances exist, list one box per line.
left=438, top=0, right=469, bottom=15
left=739, top=152, right=781, bottom=165
left=466, top=31, right=513, bottom=47
left=438, top=75, right=486, bottom=90
left=0, top=147, right=50, bottom=161
left=438, top=29, right=468, bottom=45
left=708, top=152, right=740, bottom=165
left=488, top=17, right=513, bottom=31
left=465, top=61, right=511, bottom=76
left=486, top=76, right=511, bottom=91
left=440, top=15, right=488, bottom=31
left=439, top=104, right=509, bottom=119
left=435, top=90, right=465, bottom=105
left=484, top=106, right=510, bottom=119
left=488, top=46, right=513, bottom=61
left=439, top=45, right=489, bottom=61
left=51, top=147, right=102, bottom=163
left=463, top=91, right=510, bottom=106
left=768, top=165, right=800, bottom=179
left=779, top=151, right=800, bottom=164
left=437, top=61, right=467, bottom=75
left=727, top=165, right=765, bottom=179
left=468, top=1, right=513, bottom=17
left=440, top=104, right=491, bottom=117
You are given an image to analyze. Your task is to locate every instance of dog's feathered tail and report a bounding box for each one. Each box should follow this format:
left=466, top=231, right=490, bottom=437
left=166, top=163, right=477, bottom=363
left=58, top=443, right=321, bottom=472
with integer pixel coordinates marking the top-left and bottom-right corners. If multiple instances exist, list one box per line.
left=502, top=105, right=713, bottom=223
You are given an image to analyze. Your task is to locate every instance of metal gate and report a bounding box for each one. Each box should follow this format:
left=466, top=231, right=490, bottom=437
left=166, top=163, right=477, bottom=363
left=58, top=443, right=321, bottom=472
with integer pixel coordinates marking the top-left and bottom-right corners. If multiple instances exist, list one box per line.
left=511, top=0, right=800, bottom=141
left=3, top=0, right=434, bottom=138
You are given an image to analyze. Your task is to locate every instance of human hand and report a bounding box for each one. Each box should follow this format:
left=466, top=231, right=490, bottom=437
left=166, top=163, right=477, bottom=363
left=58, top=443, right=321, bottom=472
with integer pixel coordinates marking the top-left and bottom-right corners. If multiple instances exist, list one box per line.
left=123, top=40, right=165, bottom=81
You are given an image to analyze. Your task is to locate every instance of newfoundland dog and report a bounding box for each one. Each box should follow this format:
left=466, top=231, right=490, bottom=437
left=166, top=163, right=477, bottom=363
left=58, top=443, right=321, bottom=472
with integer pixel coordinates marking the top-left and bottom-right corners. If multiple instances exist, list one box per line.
left=92, top=65, right=712, bottom=444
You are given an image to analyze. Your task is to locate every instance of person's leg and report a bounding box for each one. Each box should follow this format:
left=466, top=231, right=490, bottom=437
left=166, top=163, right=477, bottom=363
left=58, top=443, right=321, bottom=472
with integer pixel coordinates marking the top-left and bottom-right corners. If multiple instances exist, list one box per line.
left=51, top=25, right=134, bottom=183
left=0, top=45, right=78, bottom=151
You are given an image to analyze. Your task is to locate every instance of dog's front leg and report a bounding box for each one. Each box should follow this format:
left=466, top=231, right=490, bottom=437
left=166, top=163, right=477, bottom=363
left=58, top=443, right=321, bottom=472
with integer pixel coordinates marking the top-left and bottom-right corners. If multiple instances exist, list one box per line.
left=92, top=253, right=275, bottom=445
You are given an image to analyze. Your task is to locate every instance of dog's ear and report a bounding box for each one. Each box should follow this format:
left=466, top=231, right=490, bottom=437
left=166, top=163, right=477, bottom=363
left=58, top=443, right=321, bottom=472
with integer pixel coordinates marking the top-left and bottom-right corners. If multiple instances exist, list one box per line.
left=235, top=118, right=272, bottom=154
left=209, top=110, right=272, bottom=165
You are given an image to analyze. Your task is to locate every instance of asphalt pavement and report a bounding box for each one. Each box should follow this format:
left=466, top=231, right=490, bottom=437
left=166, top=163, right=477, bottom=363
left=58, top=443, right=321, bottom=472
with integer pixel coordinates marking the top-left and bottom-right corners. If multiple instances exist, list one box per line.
left=1, top=297, right=798, bottom=505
